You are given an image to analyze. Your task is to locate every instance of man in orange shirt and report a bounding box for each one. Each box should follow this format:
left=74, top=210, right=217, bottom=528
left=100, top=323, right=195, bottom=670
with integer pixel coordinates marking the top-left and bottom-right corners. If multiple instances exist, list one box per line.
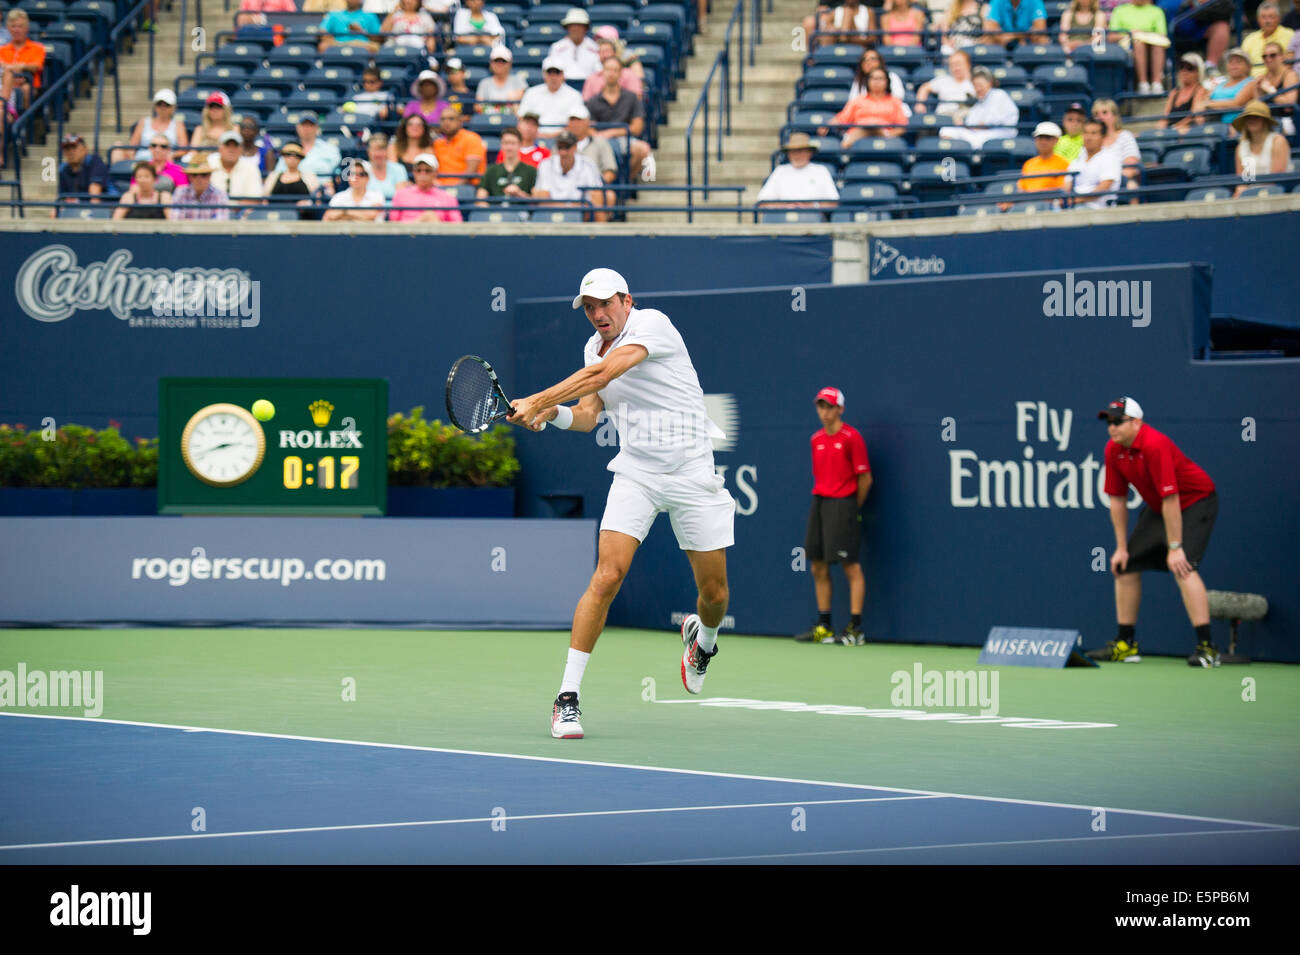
left=999, top=121, right=1070, bottom=210
left=1, top=9, right=46, bottom=120
left=431, top=107, right=486, bottom=187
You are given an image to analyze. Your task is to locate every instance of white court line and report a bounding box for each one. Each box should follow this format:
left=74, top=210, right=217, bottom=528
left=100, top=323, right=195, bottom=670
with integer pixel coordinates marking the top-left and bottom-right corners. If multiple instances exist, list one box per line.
left=0, top=711, right=1291, bottom=831
left=0, top=795, right=945, bottom=852
left=637, top=826, right=1299, bottom=865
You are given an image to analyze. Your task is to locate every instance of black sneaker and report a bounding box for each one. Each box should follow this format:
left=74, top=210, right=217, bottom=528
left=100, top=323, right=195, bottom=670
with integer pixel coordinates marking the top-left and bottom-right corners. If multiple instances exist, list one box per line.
left=1187, top=642, right=1222, bottom=668
left=551, top=692, right=584, bottom=738
left=1086, top=640, right=1142, bottom=662
left=838, top=625, right=864, bottom=646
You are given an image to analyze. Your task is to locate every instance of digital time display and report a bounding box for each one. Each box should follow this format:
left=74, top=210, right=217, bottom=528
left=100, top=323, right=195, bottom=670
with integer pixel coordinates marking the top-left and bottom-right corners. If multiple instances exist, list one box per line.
left=159, top=378, right=388, bottom=515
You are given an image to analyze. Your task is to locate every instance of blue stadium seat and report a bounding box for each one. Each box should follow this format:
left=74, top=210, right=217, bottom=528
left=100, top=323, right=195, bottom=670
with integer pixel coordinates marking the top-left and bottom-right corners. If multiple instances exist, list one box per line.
left=829, top=208, right=892, bottom=223
left=908, top=63, right=938, bottom=89
left=374, top=45, right=423, bottom=71
left=965, top=44, right=1007, bottom=68
left=909, top=159, right=971, bottom=208
left=1010, top=199, right=1056, bottom=213
left=65, top=0, right=114, bottom=47
left=1236, top=183, right=1285, bottom=198
left=842, top=160, right=904, bottom=185
left=801, top=65, right=854, bottom=91
left=1069, top=44, right=1130, bottom=101
left=809, top=44, right=864, bottom=68
left=1006, top=87, right=1044, bottom=123
left=759, top=209, right=826, bottom=224
left=303, top=66, right=360, bottom=96
left=1184, top=186, right=1231, bottom=202
left=1158, top=145, right=1213, bottom=178
left=913, top=135, right=973, bottom=164
left=527, top=5, right=573, bottom=24
left=786, top=108, right=837, bottom=134
left=108, top=159, right=135, bottom=192
left=322, top=44, right=370, bottom=66
left=193, top=64, right=251, bottom=94
left=233, top=88, right=285, bottom=120
left=458, top=45, right=493, bottom=67
left=243, top=207, right=298, bottom=221
left=268, top=43, right=318, bottom=68
left=958, top=202, right=1003, bottom=216
left=905, top=112, right=945, bottom=141
left=215, top=42, right=273, bottom=70
left=536, top=208, right=588, bottom=222
left=39, top=19, right=93, bottom=58
left=468, top=209, right=530, bottom=223
left=840, top=182, right=899, bottom=206
left=796, top=88, right=850, bottom=112
left=286, top=88, right=340, bottom=113
left=468, top=112, right=512, bottom=133
left=512, top=45, right=550, bottom=67
left=585, top=4, right=635, bottom=30
left=880, top=45, right=927, bottom=71
left=1032, top=63, right=1089, bottom=96
left=636, top=4, right=687, bottom=45
left=1012, top=44, right=1066, bottom=69
left=58, top=204, right=116, bottom=219
left=983, top=179, right=1020, bottom=197
left=989, top=65, right=1028, bottom=89
left=522, top=23, right=564, bottom=43
left=1136, top=127, right=1178, bottom=148
left=249, top=65, right=304, bottom=95
left=978, top=136, right=1036, bottom=176
left=847, top=136, right=909, bottom=163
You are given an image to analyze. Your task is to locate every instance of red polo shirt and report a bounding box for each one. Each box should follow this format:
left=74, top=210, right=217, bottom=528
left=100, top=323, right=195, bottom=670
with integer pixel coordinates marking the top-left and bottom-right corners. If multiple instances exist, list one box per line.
left=1103, top=422, right=1215, bottom=511
left=811, top=423, right=870, bottom=498
left=498, top=143, right=551, bottom=168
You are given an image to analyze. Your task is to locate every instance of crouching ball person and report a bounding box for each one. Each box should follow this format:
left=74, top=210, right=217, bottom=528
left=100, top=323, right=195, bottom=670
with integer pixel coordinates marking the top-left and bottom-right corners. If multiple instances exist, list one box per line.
left=507, top=268, right=735, bottom=738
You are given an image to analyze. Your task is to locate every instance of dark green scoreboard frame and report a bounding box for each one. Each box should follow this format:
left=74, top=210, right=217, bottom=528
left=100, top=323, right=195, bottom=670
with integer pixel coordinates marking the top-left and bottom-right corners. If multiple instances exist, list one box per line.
left=159, top=377, right=388, bottom=515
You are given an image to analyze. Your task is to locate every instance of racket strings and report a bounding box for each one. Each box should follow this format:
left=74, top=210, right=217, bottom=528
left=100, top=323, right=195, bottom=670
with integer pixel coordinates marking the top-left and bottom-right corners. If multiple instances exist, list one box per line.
left=449, top=361, right=502, bottom=433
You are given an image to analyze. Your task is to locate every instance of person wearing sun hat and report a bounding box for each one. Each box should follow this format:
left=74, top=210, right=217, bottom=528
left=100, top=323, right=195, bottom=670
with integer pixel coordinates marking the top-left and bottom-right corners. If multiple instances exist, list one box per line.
left=1232, top=99, right=1292, bottom=195
left=171, top=157, right=230, bottom=220
left=548, top=7, right=602, bottom=79
left=207, top=129, right=263, bottom=202
left=795, top=386, right=873, bottom=647
left=1206, top=48, right=1258, bottom=126
left=1087, top=397, right=1222, bottom=668
left=755, top=133, right=839, bottom=208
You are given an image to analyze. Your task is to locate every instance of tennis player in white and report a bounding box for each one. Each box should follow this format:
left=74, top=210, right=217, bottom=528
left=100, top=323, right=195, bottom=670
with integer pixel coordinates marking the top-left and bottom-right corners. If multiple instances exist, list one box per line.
left=507, top=267, right=735, bottom=739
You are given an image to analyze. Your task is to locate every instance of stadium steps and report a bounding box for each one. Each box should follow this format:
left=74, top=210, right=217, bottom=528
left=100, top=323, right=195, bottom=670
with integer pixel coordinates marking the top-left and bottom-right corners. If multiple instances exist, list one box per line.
left=633, top=0, right=811, bottom=223
left=13, top=4, right=188, bottom=209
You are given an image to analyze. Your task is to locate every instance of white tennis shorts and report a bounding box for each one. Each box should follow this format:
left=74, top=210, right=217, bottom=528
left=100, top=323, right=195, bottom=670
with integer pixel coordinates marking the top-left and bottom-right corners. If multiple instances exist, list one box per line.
left=600, top=463, right=735, bottom=551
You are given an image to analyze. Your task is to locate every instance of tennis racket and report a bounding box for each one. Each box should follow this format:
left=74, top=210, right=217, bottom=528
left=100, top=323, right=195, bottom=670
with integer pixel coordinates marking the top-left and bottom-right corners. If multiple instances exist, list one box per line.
left=446, top=355, right=541, bottom=433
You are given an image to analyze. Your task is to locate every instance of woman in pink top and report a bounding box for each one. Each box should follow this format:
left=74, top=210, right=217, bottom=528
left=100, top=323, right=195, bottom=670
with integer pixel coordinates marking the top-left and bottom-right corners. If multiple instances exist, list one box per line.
left=881, top=0, right=926, bottom=46
left=827, top=68, right=908, bottom=147
left=390, top=154, right=463, bottom=222
left=581, top=37, right=643, bottom=100
left=237, top=0, right=297, bottom=27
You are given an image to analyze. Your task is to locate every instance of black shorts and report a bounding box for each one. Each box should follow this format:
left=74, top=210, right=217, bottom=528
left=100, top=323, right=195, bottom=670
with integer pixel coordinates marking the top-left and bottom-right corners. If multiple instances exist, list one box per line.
left=1120, top=492, right=1218, bottom=574
left=805, top=495, right=860, bottom=564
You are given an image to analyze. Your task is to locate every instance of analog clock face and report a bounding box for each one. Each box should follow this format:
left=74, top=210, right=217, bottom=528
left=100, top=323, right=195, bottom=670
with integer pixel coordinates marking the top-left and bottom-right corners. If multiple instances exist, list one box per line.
left=181, top=403, right=267, bottom=487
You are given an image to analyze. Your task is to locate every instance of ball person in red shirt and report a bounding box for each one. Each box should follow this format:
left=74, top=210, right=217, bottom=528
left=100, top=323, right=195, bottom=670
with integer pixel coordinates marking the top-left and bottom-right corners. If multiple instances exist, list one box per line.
left=796, top=387, right=873, bottom=646
left=1087, top=397, right=1222, bottom=667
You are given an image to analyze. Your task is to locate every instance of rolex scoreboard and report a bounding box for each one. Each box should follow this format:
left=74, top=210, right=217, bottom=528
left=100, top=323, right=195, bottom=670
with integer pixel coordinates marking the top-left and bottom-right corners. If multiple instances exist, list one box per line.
left=158, top=378, right=388, bottom=514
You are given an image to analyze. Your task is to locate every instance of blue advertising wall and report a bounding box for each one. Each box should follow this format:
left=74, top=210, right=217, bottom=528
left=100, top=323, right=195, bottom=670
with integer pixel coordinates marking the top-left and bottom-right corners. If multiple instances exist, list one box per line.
left=866, top=210, right=1300, bottom=327
left=512, top=264, right=1300, bottom=661
left=0, top=232, right=832, bottom=438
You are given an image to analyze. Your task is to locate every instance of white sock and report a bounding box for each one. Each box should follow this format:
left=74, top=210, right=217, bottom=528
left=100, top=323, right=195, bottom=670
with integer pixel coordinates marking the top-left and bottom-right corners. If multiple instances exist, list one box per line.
left=559, top=648, right=590, bottom=697
left=696, top=622, right=719, bottom=653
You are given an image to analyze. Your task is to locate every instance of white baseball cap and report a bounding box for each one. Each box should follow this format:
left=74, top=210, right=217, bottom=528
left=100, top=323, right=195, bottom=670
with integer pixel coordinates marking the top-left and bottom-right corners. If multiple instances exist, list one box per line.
left=153, top=88, right=177, bottom=106
left=572, top=268, right=629, bottom=309
left=542, top=56, right=565, bottom=73
left=569, top=103, right=590, bottom=120
left=412, top=152, right=439, bottom=171
left=561, top=8, right=591, bottom=26
left=1098, top=396, right=1144, bottom=420
left=490, top=45, right=513, bottom=62
left=1033, top=121, right=1063, bottom=138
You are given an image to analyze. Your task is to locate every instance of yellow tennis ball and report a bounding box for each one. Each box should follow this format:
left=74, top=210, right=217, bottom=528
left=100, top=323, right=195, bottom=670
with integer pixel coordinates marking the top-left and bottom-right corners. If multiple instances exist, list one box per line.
left=251, top=399, right=275, bottom=422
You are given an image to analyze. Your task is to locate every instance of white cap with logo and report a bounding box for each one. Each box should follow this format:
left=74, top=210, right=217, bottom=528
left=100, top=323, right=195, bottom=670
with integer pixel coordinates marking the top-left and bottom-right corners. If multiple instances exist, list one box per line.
left=572, top=267, right=629, bottom=309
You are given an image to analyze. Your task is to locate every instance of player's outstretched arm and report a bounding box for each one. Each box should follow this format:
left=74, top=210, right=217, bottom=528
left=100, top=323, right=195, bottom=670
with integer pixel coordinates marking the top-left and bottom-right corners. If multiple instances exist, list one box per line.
left=508, top=344, right=647, bottom=429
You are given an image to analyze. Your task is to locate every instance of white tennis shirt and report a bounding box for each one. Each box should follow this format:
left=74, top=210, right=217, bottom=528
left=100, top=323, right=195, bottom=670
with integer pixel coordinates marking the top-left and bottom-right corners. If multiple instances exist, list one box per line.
left=583, top=306, right=724, bottom=474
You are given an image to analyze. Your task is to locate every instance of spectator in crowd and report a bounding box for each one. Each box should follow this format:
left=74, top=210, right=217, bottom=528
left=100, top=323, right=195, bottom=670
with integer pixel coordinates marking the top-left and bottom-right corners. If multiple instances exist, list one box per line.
left=582, top=36, right=644, bottom=100
left=941, top=66, right=1019, bottom=147
left=985, top=0, right=1049, bottom=46
left=586, top=56, right=654, bottom=183
left=478, top=46, right=527, bottom=115
left=405, top=69, right=450, bottom=125
left=568, top=104, right=618, bottom=214
left=1059, top=0, right=1106, bottom=53
left=432, top=106, right=486, bottom=186
left=443, top=58, right=476, bottom=115
left=1232, top=99, right=1292, bottom=194
left=172, top=160, right=231, bottom=221
left=349, top=67, right=394, bottom=122
left=303, top=0, right=346, bottom=10
left=138, top=137, right=188, bottom=191
left=755, top=133, right=839, bottom=209
left=1159, top=52, right=1208, bottom=130
left=794, top=387, right=871, bottom=647
left=324, top=159, right=386, bottom=220
left=366, top=133, right=408, bottom=199
left=1256, top=41, right=1297, bottom=134
left=113, top=162, right=172, bottom=219
left=238, top=115, right=277, bottom=174
left=237, top=0, right=298, bottom=28
left=1207, top=49, right=1257, bottom=126
left=1158, top=0, right=1229, bottom=72
left=382, top=0, right=437, bottom=53
left=390, top=153, right=464, bottom=221
left=392, top=112, right=435, bottom=174
left=1091, top=98, right=1140, bottom=192
left=806, top=0, right=874, bottom=50
left=263, top=141, right=321, bottom=218
left=318, top=0, right=382, bottom=53
left=827, top=67, right=908, bottom=147
left=285, top=112, right=342, bottom=181
left=187, top=92, right=236, bottom=159
left=1055, top=101, right=1088, bottom=159
left=519, top=58, right=587, bottom=134
left=881, top=0, right=927, bottom=46
left=1243, top=3, right=1293, bottom=78
left=477, top=126, right=537, bottom=203
left=209, top=130, right=264, bottom=203
left=939, top=0, right=988, bottom=51
left=533, top=130, right=605, bottom=218
left=849, top=48, right=910, bottom=112
left=58, top=133, right=112, bottom=202
left=1016, top=121, right=1071, bottom=195
left=123, top=88, right=186, bottom=163
left=1067, top=118, right=1120, bottom=207
left=1, top=9, right=44, bottom=119
left=549, top=8, right=602, bottom=80
left=1108, top=0, right=1168, bottom=94
left=499, top=111, right=552, bottom=166
left=915, top=49, right=976, bottom=116
left=453, top=0, right=505, bottom=47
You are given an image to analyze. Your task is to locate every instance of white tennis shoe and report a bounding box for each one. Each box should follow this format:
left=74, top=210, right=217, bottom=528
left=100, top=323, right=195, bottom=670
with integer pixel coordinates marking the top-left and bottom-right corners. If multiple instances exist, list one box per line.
left=551, top=692, right=584, bottom=739
left=680, top=613, right=718, bottom=695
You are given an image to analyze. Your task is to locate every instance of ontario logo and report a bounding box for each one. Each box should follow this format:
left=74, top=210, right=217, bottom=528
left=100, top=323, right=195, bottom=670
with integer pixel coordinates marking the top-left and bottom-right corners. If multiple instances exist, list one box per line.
left=871, top=240, right=945, bottom=278
left=14, top=245, right=260, bottom=328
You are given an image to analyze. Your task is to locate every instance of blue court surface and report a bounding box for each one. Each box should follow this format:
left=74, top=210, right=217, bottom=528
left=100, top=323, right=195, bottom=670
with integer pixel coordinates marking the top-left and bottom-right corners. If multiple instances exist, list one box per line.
left=2, top=714, right=1295, bottom=864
